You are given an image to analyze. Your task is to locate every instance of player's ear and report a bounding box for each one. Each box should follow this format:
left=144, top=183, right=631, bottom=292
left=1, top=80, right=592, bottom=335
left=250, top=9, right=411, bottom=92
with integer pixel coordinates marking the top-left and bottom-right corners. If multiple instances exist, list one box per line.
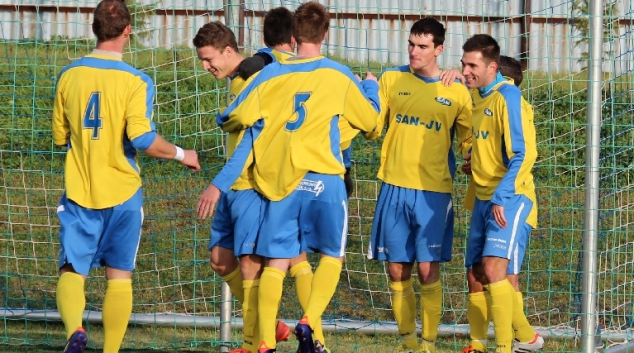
left=434, top=44, right=444, bottom=57
left=290, top=36, right=296, bottom=51
left=123, top=24, right=132, bottom=39
left=490, top=61, right=499, bottom=75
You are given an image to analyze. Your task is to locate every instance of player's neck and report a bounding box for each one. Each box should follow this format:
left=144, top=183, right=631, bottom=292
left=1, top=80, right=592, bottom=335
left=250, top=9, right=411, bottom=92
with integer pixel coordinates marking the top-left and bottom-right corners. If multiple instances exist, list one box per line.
left=228, top=54, right=245, bottom=76
left=296, top=43, right=322, bottom=58
left=413, top=62, right=441, bottom=78
left=95, top=39, right=126, bottom=54
left=272, top=44, right=293, bottom=53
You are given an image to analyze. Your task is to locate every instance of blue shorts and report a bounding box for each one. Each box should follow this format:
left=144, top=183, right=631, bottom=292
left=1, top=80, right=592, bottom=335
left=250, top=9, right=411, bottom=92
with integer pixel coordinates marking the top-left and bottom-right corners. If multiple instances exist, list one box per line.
left=465, top=195, right=533, bottom=275
left=57, top=188, right=144, bottom=276
left=368, top=183, right=454, bottom=263
left=256, top=172, right=348, bottom=259
left=209, top=189, right=265, bottom=256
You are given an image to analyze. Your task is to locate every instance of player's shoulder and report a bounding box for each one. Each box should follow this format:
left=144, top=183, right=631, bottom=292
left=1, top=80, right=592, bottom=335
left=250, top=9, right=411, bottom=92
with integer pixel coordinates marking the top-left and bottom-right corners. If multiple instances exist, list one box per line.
left=494, top=81, right=522, bottom=103
left=378, top=65, right=410, bottom=79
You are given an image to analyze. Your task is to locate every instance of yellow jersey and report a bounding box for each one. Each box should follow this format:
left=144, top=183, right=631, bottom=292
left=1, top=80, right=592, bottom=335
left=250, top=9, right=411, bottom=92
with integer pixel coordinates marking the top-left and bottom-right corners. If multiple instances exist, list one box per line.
left=470, top=73, right=537, bottom=227
left=224, top=48, right=296, bottom=191
left=52, top=50, right=156, bottom=209
left=368, top=65, right=472, bottom=193
left=214, top=56, right=380, bottom=201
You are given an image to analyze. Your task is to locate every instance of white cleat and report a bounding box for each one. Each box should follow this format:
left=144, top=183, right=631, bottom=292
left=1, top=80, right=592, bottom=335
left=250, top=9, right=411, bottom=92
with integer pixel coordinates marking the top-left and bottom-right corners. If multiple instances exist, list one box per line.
left=513, top=333, right=544, bottom=352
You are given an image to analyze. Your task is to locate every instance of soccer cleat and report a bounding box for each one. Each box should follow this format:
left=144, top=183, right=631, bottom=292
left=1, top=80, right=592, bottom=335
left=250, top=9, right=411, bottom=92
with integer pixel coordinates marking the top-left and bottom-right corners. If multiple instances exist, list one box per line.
left=461, top=345, right=486, bottom=353
left=275, top=320, right=291, bottom=342
left=63, top=327, right=88, bottom=353
left=512, top=333, right=544, bottom=352
left=314, top=340, right=330, bottom=353
left=295, top=317, right=316, bottom=353
left=257, top=341, right=276, bottom=353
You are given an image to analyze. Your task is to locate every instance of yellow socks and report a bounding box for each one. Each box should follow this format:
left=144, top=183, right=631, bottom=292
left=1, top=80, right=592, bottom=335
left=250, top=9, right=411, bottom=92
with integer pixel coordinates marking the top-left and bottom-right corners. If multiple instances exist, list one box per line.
left=467, top=292, right=489, bottom=352
left=390, top=279, right=417, bottom=350
left=512, top=288, right=536, bottom=342
left=258, top=267, right=285, bottom=349
left=102, top=279, right=133, bottom=353
left=420, top=280, right=442, bottom=352
left=56, top=272, right=86, bottom=340
left=487, top=280, right=514, bottom=353
left=222, top=267, right=245, bottom=304
left=303, top=257, right=342, bottom=328
left=242, top=279, right=260, bottom=352
left=290, top=261, right=325, bottom=345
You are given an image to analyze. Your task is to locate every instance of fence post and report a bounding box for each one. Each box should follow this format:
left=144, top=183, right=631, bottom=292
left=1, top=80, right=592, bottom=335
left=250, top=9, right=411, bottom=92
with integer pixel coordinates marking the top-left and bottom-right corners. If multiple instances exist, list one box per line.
left=219, top=1, right=240, bottom=352
left=581, top=1, right=604, bottom=352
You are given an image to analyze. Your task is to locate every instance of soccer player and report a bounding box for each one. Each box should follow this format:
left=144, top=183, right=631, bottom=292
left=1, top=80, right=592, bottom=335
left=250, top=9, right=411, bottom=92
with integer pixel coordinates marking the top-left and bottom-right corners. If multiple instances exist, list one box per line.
left=199, top=3, right=380, bottom=353
left=193, top=18, right=289, bottom=353
left=461, top=34, right=539, bottom=353
left=52, top=1, right=200, bottom=353
left=365, top=17, right=472, bottom=353
left=461, top=55, right=543, bottom=353
left=193, top=12, right=325, bottom=352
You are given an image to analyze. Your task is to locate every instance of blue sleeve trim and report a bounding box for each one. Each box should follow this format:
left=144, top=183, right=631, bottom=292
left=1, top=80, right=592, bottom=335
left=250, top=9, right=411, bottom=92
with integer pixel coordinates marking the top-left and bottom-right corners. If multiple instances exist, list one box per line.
left=491, top=85, right=526, bottom=206
left=131, top=131, right=157, bottom=151
left=360, top=79, right=380, bottom=113
left=211, top=119, right=265, bottom=192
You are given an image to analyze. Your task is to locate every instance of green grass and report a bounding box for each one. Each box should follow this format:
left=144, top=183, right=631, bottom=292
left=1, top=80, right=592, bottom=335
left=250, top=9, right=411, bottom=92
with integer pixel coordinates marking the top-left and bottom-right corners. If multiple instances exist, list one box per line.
left=1, top=38, right=634, bottom=352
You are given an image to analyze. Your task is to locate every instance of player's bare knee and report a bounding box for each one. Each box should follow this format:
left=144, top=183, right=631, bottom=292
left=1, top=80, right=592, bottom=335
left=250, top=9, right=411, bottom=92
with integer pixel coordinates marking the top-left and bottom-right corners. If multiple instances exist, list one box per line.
left=506, top=274, right=520, bottom=291
left=209, top=246, right=239, bottom=276
left=482, top=257, right=508, bottom=283
left=388, top=262, right=413, bottom=282
left=417, top=261, right=440, bottom=284
left=466, top=269, right=485, bottom=292
left=105, top=266, right=132, bottom=280
left=289, top=252, right=308, bottom=267
left=240, top=254, right=264, bottom=280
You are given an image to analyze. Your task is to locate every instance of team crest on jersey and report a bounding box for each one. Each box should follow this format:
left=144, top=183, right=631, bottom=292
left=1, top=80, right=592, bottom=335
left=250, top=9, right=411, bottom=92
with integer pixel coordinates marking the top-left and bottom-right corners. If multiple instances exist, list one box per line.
left=229, top=94, right=237, bottom=102
left=484, top=108, right=493, bottom=116
left=435, top=97, right=452, bottom=106
left=296, top=179, right=325, bottom=196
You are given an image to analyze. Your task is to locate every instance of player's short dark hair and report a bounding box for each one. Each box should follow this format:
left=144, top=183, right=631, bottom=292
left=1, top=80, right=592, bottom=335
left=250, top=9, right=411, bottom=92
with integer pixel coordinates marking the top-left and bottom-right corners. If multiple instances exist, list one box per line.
left=193, top=21, right=239, bottom=52
left=293, top=1, right=329, bottom=45
left=410, top=17, right=445, bottom=47
left=263, top=7, right=293, bottom=47
left=462, top=34, right=500, bottom=65
left=499, top=55, right=523, bottom=86
left=92, top=0, right=131, bottom=42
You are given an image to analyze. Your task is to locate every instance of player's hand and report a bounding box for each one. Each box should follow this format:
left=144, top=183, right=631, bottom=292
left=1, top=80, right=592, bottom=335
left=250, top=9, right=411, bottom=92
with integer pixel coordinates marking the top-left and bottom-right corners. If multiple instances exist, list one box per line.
left=181, top=150, right=201, bottom=172
left=197, top=184, right=221, bottom=219
left=439, top=69, right=465, bottom=86
left=461, top=153, right=472, bottom=175
left=364, top=72, right=378, bottom=82
left=492, top=204, right=507, bottom=228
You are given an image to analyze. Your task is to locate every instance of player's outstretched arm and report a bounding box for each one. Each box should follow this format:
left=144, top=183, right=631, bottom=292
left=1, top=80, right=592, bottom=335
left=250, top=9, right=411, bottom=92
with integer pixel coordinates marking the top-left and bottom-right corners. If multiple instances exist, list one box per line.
left=344, top=71, right=381, bottom=134
left=143, top=135, right=201, bottom=171
left=454, top=93, right=473, bottom=158
left=364, top=71, right=389, bottom=140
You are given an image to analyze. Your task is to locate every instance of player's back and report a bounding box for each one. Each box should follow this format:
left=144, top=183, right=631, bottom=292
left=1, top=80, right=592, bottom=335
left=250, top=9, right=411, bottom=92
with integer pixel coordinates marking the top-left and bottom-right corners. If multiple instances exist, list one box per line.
left=220, top=56, right=379, bottom=201
left=53, top=53, right=154, bottom=209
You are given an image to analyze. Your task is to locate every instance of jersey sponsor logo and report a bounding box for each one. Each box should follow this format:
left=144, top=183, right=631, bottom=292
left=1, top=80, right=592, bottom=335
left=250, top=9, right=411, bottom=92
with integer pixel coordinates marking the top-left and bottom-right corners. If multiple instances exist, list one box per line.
left=435, top=97, right=452, bottom=106
left=398, top=92, right=411, bottom=96
left=395, top=114, right=442, bottom=131
left=472, top=127, right=490, bottom=139
left=296, top=179, right=325, bottom=196
left=484, top=108, right=493, bottom=116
